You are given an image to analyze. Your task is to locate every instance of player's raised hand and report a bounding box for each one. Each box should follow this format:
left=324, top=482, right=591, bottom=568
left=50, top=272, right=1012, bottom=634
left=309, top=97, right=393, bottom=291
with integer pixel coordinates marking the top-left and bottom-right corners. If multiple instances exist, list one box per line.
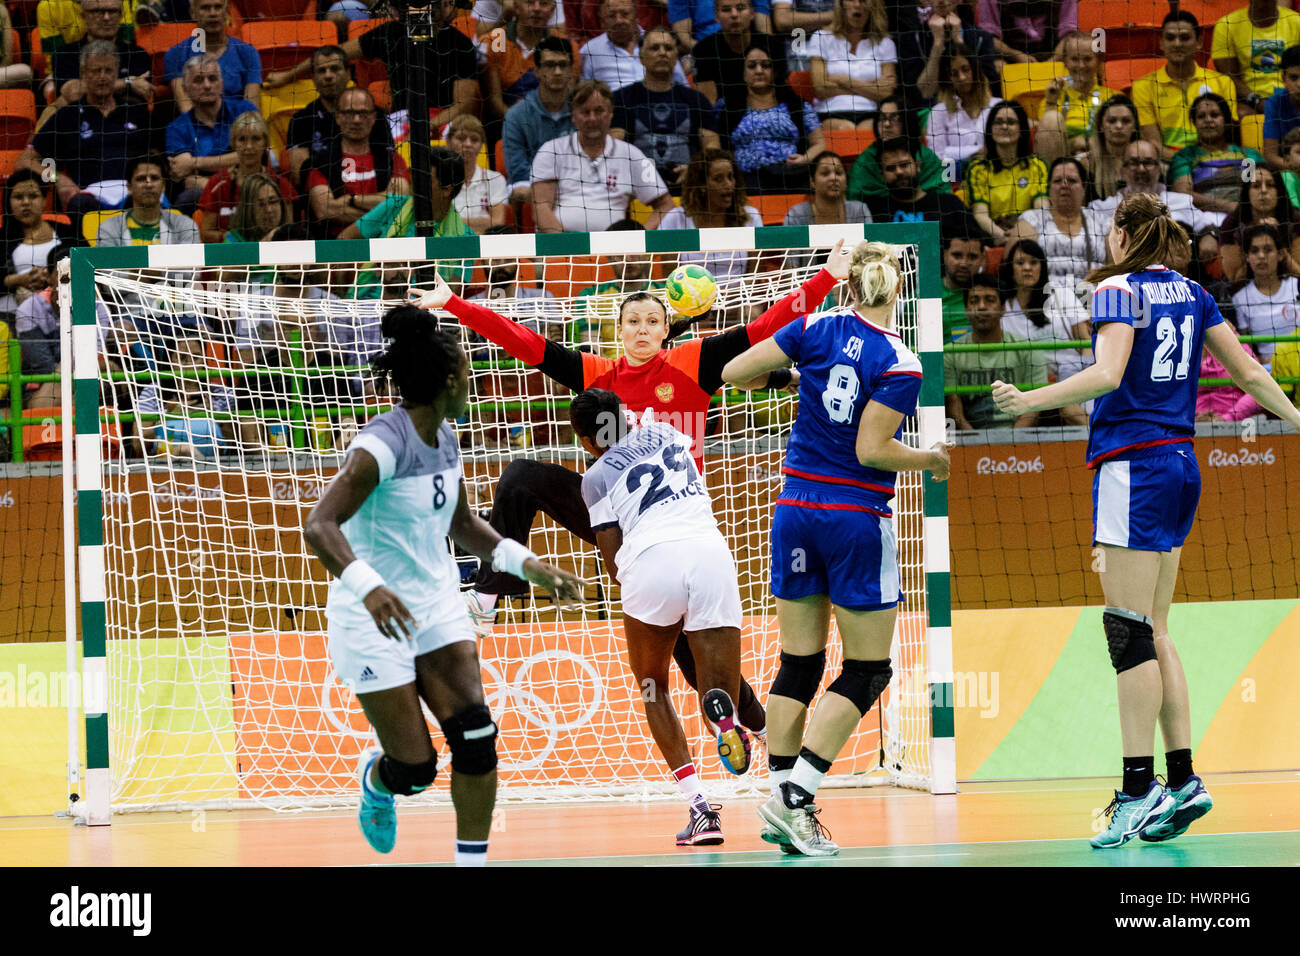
left=408, top=275, right=453, bottom=311
left=991, top=379, right=1031, bottom=416
left=824, top=238, right=852, bottom=280
left=363, top=586, right=418, bottom=641
left=522, top=558, right=587, bottom=609
left=928, top=441, right=955, bottom=481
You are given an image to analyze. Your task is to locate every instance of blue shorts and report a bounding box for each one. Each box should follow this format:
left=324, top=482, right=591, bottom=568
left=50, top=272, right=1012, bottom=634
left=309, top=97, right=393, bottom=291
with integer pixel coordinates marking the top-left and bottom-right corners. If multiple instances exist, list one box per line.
left=769, top=490, right=900, bottom=611
left=1092, top=447, right=1201, bottom=552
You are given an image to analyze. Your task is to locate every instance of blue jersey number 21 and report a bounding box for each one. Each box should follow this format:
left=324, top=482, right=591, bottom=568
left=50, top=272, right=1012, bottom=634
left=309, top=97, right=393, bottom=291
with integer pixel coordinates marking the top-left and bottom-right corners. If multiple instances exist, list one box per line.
left=1150, top=314, right=1194, bottom=382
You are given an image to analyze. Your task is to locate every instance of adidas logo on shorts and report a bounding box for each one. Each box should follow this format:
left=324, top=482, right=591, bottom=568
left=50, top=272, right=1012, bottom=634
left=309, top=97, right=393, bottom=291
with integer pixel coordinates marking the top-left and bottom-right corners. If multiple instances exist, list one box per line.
left=360, top=667, right=378, bottom=682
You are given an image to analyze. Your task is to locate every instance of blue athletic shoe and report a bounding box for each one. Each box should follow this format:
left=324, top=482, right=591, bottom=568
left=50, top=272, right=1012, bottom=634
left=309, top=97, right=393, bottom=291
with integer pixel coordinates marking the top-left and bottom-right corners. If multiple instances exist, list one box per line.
left=702, top=688, right=751, bottom=775
left=1090, top=781, right=1176, bottom=849
left=357, top=748, right=397, bottom=853
left=1140, top=775, right=1213, bottom=842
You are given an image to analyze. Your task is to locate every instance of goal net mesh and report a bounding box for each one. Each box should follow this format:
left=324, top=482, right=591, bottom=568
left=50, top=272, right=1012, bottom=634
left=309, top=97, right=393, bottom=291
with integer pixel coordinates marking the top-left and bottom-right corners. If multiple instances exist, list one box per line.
left=85, top=230, right=932, bottom=810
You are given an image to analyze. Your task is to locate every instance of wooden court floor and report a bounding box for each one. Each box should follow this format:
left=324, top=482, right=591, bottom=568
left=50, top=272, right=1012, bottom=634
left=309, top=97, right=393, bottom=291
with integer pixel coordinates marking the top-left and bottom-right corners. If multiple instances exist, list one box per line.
left=3, top=772, right=1297, bottom=867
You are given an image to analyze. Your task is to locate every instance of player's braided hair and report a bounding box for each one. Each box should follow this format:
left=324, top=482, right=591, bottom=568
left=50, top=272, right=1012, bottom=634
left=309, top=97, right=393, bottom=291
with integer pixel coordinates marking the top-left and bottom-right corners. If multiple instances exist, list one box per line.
left=1086, top=193, right=1189, bottom=285
left=847, top=240, right=902, bottom=309
left=371, top=304, right=462, bottom=405
left=569, top=388, right=628, bottom=450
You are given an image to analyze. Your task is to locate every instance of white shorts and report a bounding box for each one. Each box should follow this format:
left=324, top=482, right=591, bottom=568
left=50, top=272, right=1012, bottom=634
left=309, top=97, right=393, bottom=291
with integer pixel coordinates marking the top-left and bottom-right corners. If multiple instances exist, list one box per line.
left=618, top=535, right=743, bottom=631
left=328, top=603, right=475, bottom=694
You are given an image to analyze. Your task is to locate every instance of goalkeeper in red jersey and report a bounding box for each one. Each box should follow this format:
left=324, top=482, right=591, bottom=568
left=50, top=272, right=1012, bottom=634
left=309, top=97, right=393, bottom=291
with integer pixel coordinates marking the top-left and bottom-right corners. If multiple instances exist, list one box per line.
left=410, top=240, right=854, bottom=738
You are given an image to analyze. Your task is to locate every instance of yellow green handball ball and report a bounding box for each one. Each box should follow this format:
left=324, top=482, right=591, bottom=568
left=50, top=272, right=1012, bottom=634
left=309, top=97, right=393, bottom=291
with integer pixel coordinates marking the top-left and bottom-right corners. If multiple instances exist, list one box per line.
left=665, top=264, right=718, bottom=317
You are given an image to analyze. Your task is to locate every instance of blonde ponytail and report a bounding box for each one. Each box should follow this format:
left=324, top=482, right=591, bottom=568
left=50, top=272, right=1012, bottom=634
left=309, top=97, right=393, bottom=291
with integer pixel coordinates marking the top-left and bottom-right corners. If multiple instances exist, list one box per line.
left=848, top=241, right=902, bottom=309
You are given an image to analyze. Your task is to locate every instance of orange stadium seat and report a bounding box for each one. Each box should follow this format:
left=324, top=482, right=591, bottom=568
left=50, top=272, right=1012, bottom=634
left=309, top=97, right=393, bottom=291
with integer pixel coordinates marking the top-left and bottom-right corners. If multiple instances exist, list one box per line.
left=0, top=89, right=36, bottom=151
left=22, top=407, right=64, bottom=461
left=494, top=139, right=505, bottom=174
left=821, top=128, right=874, bottom=164
left=367, top=80, right=390, bottom=113
left=1078, top=2, right=1164, bottom=31
left=1094, top=26, right=1161, bottom=59
left=0, top=149, right=24, bottom=180
left=240, top=21, right=336, bottom=73
left=1104, top=57, right=1166, bottom=93
left=236, top=0, right=314, bottom=20
left=542, top=255, right=610, bottom=300
left=137, top=22, right=200, bottom=80
left=788, top=70, right=814, bottom=104
left=753, top=193, right=804, bottom=225
left=27, top=27, right=44, bottom=77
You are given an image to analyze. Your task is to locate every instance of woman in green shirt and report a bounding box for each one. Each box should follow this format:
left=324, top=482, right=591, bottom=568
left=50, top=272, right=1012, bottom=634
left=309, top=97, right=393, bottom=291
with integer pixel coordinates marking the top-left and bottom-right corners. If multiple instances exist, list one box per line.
left=1168, top=92, right=1265, bottom=227
left=846, top=95, right=949, bottom=201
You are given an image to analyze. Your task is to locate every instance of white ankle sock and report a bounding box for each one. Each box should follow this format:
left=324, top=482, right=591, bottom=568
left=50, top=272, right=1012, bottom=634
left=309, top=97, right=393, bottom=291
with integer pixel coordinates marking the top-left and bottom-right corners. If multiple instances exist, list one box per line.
left=788, top=757, right=827, bottom=802
left=455, top=840, right=488, bottom=866
left=673, top=764, right=710, bottom=813
left=770, top=768, right=791, bottom=801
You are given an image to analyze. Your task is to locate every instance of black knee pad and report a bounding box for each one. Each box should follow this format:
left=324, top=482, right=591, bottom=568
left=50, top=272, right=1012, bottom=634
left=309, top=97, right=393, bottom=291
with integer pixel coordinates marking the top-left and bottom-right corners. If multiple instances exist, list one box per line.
left=442, top=704, right=499, bottom=775
left=770, top=650, right=827, bottom=707
left=827, top=659, right=893, bottom=717
left=1103, top=608, right=1156, bottom=673
left=377, top=755, right=438, bottom=796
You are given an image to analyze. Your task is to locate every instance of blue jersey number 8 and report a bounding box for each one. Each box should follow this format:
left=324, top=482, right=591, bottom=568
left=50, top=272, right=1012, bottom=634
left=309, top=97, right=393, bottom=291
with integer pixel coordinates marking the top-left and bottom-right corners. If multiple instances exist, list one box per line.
left=822, top=363, right=861, bottom=423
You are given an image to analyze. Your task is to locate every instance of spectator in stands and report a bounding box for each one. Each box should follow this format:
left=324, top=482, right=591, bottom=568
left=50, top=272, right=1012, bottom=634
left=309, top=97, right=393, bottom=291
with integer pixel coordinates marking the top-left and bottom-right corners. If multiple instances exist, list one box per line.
left=1077, top=94, right=1139, bottom=202
left=574, top=218, right=654, bottom=353
left=447, top=115, right=509, bottom=234
left=21, top=42, right=159, bottom=220
left=1089, top=139, right=1206, bottom=238
left=0, top=4, right=32, bottom=89
left=532, top=80, right=674, bottom=232
left=1133, top=10, right=1238, bottom=162
left=1263, top=45, right=1300, bottom=169
left=485, top=0, right=581, bottom=120
left=265, top=0, right=478, bottom=131
left=474, top=0, right=567, bottom=38
left=965, top=100, right=1048, bottom=244
left=1212, top=0, right=1300, bottom=115
left=692, top=0, right=786, bottom=107
left=998, top=237, right=1090, bottom=400
left=583, top=0, right=689, bottom=90
left=941, top=226, right=986, bottom=341
left=611, top=26, right=719, bottom=192
left=223, top=173, right=292, bottom=247
left=925, top=41, right=1001, bottom=176
left=1008, top=156, right=1106, bottom=289
left=502, top=35, right=577, bottom=203
left=846, top=94, right=950, bottom=201
left=97, top=155, right=200, bottom=245
left=1034, top=31, right=1121, bottom=162
left=338, top=147, right=474, bottom=297
left=0, top=169, right=77, bottom=320
left=306, top=87, right=411, bottom=239
left=1218, top=165, right=1300, bottom=281
left=807, top=0, right=897, bottom=130
left=286, top=46, right=395, bottom=193
left=783, top=151, right=870, bottom=225
left=1279, top=126, right=1300, bottom=208
left=1229, top=222, right=1300, bottom=364
left=673, top=0, right=774, bottom=51
left=773, top=0, right=834, bottom=71
left=165, top=0, right=260, bottom=111
left=1196, top=319, right=1264, bottom=421
left=1169, top=92, right=1264, bottom=229
left=44, top=0, right=150, bottom=108
left=661, top=147, right=763, bottom=289
left=197, top=112, right=296, bottom=244
left=720, top=42, right=825, bottom=193
left=944, top=273, right=1045, bottom=430
left=906, top=0, right=1000, bottom=105
left=866, top=136, right=969, bottom=224
left=975, top=0, right=1074, bottom=63
left=166, top=54, right=259, bottom=209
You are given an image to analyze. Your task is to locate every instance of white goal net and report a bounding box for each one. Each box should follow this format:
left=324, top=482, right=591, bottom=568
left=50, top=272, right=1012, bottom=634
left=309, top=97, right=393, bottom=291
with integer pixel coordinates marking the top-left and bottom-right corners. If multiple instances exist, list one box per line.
left=72, top=225, right=942, bottom=812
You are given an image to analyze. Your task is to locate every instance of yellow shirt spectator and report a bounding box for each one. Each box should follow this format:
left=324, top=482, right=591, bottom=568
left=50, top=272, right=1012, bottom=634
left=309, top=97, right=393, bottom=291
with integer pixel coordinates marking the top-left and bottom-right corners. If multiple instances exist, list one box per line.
left=1037, top=81, right=1123, bottom=139
left=1274, top=338, right=1300, bottom=409
left=1132, top=65, right=1239, bottom=150
left=965, top=155, right=1049, bottom=222
left=37, top=0, right=137, bottom=54
left=1211, top=6, right=1300, bottom=100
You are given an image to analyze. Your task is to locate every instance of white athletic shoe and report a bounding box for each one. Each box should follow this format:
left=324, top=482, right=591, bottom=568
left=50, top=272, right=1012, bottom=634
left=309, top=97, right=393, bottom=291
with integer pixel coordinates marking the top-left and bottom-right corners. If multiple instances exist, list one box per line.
left=757, top=794, right=839, bottom=857
left=464, top=591, right=497, bottom=638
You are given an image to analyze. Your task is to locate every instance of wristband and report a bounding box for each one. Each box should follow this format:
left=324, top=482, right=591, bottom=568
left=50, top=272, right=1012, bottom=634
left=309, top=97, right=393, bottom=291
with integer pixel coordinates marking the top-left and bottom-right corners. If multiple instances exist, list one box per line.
left=339, top=559, right=386, bottom=601
left=491, top=538, right=536, bottom=579
left=767, top=367, right=793, bottom=389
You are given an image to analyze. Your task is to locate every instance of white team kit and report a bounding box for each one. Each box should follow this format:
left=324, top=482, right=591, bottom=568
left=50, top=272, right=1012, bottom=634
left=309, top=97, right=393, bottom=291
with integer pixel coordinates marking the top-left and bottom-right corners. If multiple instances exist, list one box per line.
left=326, top=407, right=476, bottom=693
left=581, top=421, right=742, bottom=631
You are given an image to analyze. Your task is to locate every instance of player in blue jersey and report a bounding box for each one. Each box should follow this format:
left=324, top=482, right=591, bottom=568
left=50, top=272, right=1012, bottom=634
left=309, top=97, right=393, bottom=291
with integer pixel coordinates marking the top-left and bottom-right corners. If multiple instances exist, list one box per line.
left=722, top=242, right=954, bottom=856
left=992, top=194, right=1300, bottom=848
left=304, top=305, right=584, bottom=865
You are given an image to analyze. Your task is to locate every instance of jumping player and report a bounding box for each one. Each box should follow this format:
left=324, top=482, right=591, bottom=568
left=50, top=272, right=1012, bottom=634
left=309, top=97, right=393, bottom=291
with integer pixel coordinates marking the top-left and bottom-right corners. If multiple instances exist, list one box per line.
left=410, top=241, right=854, bottom=738
left=721, top=242, right=953, bottom=856
left=570, top=388, right=751, bottom=846
left=303, top=305, right=584, bottom=865
left=992, top=194, right=1300, bottom=847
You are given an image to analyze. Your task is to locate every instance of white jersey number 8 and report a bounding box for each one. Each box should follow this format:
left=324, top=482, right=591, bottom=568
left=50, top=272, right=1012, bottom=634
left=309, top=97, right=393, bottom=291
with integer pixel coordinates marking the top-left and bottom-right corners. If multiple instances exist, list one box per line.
left=1150, top=314, right=1194, bottom=382
left=822, top=363, right=861, bottom=423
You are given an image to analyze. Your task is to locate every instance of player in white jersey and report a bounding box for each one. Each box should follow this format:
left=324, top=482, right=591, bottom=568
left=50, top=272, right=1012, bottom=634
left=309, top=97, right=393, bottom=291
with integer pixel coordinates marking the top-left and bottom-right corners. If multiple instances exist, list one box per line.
left=571, top=388, right=750, bottom=846
left=304, top=305, right=583, bottom=865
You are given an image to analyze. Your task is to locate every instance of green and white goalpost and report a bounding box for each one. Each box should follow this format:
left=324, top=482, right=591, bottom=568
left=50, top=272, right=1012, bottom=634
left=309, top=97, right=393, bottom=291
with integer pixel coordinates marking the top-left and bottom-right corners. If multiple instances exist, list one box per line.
left=62, top=221, right=952, bottom=822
